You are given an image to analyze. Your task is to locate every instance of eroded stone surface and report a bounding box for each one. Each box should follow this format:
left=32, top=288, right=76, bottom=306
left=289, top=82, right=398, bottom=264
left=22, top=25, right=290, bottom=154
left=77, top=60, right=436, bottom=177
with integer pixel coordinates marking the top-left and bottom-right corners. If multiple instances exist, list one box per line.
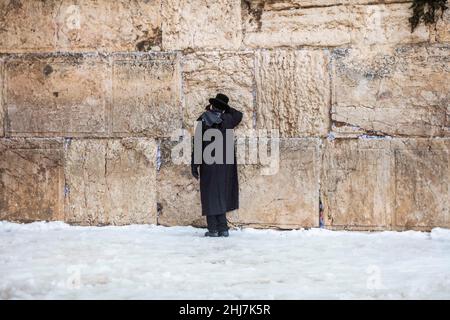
left=242, top=1, right=428, bottom=48
left=0, top=0, right=57, bottom=53
left=112, top=53, right=182, bottom=137
left=332, top=45, right=450, bottom=137
left=156, top=138, right=204, bottom=227
left=242, top=1, right=353, bottom=47
left=55, top=0, right=162, bottom=52
left=5, top=55, right=110, bottom=136
left=234, top=138, right=320, bottom=229
left=351, top=3, right=429, bottom=46
left=255, top=49, right=330, bottom=137
left=0, top=138, right=64, bottom=222
left=392, top=139, right=449, bottom=229
left=321, top=138, right=450, bottom=230
left=321, top=139, right=394, bottom=230
left=182, top=52, right=254, bottom=133
left=162, top=0, right=242, bottom=50
left=0, top=60, right=4, bottom=137
left=435, top=9, right=449, bottom=43
left=64, top=138, right=157, bottom=225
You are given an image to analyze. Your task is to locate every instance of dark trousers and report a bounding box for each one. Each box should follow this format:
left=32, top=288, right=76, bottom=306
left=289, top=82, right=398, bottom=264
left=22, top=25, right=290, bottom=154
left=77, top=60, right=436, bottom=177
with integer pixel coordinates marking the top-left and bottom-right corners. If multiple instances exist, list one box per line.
left=206, top=214, right=228, bottom=232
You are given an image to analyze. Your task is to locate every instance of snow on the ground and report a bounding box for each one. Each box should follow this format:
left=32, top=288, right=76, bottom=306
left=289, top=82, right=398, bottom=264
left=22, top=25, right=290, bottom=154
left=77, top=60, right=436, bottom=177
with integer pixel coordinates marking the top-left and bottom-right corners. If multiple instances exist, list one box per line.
left=1, top=221, right=450, bottom=300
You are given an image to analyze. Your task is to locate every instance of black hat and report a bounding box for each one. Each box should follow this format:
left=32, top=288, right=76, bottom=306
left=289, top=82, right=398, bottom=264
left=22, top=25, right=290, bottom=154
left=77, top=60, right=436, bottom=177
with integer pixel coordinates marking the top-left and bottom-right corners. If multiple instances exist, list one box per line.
left=209, top=93, right=230, bottom=111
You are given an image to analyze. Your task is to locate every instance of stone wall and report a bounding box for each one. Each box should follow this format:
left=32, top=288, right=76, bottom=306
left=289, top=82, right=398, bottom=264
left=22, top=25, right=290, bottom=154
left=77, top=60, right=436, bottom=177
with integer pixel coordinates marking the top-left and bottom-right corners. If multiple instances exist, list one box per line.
left=0, top=0, right=448, bottom=230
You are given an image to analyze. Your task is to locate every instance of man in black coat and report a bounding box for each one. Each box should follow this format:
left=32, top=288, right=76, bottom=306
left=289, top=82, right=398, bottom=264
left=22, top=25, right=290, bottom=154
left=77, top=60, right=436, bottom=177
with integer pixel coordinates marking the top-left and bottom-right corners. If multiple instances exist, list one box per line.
left=191, top=93, right=243, bottom=237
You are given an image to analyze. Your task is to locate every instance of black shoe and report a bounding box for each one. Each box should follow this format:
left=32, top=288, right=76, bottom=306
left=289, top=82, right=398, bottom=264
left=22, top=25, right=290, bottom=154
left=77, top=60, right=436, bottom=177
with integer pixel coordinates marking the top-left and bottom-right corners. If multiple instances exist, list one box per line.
left=204, top=231, right=219, bottom=237
left=218, top=230, right=229, bottom=237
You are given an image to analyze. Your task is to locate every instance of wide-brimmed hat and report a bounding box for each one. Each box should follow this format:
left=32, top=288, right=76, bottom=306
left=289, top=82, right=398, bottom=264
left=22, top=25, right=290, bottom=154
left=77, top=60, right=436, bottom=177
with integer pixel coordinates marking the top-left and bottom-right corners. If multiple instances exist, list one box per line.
left=209, top=93, right=230, bottom=111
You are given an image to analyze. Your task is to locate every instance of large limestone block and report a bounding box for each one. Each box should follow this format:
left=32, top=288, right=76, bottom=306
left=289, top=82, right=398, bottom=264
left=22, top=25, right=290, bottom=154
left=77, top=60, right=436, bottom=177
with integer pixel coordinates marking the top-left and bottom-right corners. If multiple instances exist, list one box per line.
left=235, top=138, right=320, bottom=229
left=0, top=0, right=57, bottom=53
left=112, top=53, right=182, bottom=137
left=55, top=0, right=161, bottom=52
left=0, top=138, right=64, bottom=222
left=242, top=1, right=428, bottom=48
left=322, top=139, right=394, bottom=230
left=392, top=139, right=449, bottom=229
left=332, top=45, right=450, bottom=137
left=156, top=139, right=204, bottom=227
left=162, top=0, right=242, bottom=50
left=182, top=52, right=254, bottom=133
left=5, top=55, right=110, bottom=137
left=255, top=49, right=330, bottom=137
left=260, top=0, right=407, bottom=8
left=64, top=138, right=157, bottom=225
left=352, top=3, right=429, bottom=46
left=242, top=1, right=354, bottom=47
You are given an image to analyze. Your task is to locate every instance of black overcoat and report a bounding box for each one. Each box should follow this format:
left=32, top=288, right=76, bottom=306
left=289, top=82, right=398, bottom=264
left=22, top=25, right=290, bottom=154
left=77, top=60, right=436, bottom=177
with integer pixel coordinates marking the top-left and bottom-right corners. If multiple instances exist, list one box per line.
left=191, top=107, right=243, bottom=216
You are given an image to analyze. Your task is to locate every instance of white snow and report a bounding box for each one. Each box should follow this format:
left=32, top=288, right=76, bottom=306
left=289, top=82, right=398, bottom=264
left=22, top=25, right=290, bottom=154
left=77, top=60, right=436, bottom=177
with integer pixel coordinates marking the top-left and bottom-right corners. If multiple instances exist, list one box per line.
left=1, top=221, right=450, bottom=300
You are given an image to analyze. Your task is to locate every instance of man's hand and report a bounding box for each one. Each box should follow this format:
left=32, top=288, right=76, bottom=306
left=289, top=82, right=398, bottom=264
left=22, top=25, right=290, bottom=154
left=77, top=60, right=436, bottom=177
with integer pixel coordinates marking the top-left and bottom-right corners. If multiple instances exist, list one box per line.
left=191, top=165, right=199, bottom=180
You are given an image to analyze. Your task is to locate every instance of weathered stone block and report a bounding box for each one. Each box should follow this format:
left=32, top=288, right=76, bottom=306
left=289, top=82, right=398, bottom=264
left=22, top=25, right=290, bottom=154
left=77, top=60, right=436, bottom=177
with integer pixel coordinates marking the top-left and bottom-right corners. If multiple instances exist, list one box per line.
left=352, top=3, right=429, bottom=46
left=255, top=49, right=330, bottom=137
left=64, top=138, right=157, bottom=225
left=55, top=0, right=161, bottom=52
left=112, top=53, right=182, bottom=137
left=321, top=139, right=394, bottom=230
left=156, top=138, right=204, bottom=227
left=5, top=55, right=110, bottom=136
left=322, top=138, right=449, bottom=230
left=433, top=9, right=450, bottom=43
left=0, top=60, right=4, bottom=137
left=235, top=138, right=320, bottom=229
left=392, top=139, right=449, bottom=229
left=332, top=45, right=450, bottom=137
left=162, top=0, right=242, bottom=50
left=182, top=52, right=254, bottom=133
left=246, top=0, right=410, bottom=9
left=242, top=2, right=428, bottom=48
left=0, top=0, right=57, bottom=53
left=242, top=1, right=353, bottom=47
left=0, top=138, right=64, bottom=222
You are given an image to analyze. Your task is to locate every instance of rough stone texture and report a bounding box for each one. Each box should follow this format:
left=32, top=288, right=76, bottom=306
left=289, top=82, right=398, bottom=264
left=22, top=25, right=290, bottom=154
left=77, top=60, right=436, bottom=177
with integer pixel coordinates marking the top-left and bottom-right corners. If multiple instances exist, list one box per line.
left=0, top=138, right=64, bottom=222
left=64, top=138, right=157, bottom=225
left=351, top=3, right=429, bottom=46
left=112, top=53, right=182, bottom=137
left=5, top=55, right=110, bottom=137
left=322, top=138, right=450, bottom=230
left=436, top=9, right=450, bottom=43
left=55, top=0, right=162, bottom=52
left=0, top=59, right=4, bottom=137
left=242, top=1, right=428, bottom=48
left=392, top=139, right=449, bottom=229
left=182, top=52, right=254, bottom=133
left=255, top=49, right=330, bottom=137
left=156, top=139, right=204, bottom=227
left=242, top=1, right=354, bottom=47
left=331, top=45, right=450, bottom=137
left=0, top=0, right=161, bottom=53
left=233, top=138, right=320, bottom=229
left=321, top=139, right=394, bottom=230
left=162, top=0, right=242, bottom=50
left=0, top=0, right=449, bottom=230
left=0, top=0, right=57, bottom=53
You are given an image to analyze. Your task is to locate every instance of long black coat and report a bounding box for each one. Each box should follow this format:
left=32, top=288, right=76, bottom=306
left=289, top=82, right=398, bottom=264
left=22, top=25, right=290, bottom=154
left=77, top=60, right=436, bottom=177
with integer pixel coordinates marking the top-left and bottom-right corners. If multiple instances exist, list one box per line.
left=191, top=107, right=243, bottom=216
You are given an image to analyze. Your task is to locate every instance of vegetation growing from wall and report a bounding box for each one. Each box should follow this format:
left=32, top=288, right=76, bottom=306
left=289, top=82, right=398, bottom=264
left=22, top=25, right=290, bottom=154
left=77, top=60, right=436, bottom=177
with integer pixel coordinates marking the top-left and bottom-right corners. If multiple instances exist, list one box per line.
left=410, top=0, right=448, bottom=32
